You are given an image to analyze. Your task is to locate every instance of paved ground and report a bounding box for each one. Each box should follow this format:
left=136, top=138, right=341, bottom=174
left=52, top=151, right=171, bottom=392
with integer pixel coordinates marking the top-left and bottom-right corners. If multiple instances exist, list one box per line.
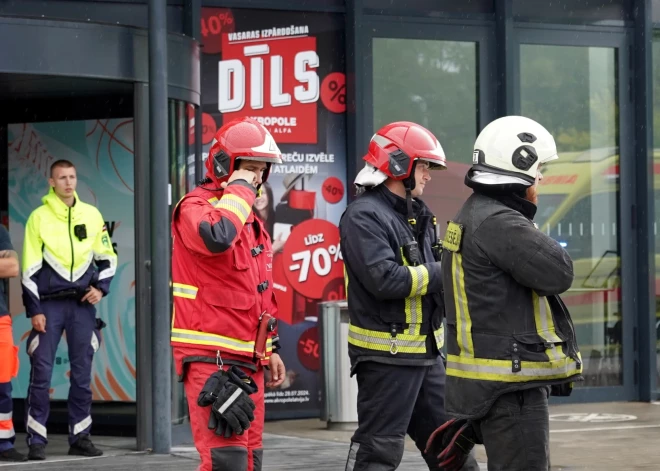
left=0, top=434, right=434, bottom=470
left=0, top=401, right=658, bottom=470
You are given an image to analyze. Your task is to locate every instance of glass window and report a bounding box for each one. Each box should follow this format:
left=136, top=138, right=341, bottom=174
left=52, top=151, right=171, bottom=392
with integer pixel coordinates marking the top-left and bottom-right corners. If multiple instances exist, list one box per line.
left=168, top=99, right=192, bottom=426
left=539, top=192, right=618, bottom=264
left=653, top=35, right=660, bottom=393
left=523, top=44, right=622, bottom=387
left=372, top=37, right=478, bottom=231
left=187, top=104, right=198, bottom=190
left=514, top=0, right=632, bottom=25
left=655, top=190, right=660, bottom=393
left=653, top=0, right=660, bottom=25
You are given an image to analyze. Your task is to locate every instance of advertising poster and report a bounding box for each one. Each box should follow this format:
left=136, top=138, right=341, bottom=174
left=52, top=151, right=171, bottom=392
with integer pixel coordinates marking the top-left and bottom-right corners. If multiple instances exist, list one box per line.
left=7, top=119, right=136, bottom=402
left=199, top=8, right=347, bottom=418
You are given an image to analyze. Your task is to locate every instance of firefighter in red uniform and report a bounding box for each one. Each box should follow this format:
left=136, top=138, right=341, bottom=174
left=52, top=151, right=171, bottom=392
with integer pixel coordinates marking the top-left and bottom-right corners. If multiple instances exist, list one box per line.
left=171, top=117, right=286, bottom=471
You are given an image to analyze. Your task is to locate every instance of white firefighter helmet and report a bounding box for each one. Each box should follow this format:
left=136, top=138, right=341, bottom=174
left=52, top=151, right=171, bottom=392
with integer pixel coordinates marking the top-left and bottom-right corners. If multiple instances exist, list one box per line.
left=471, top=116, right=558, bottom=186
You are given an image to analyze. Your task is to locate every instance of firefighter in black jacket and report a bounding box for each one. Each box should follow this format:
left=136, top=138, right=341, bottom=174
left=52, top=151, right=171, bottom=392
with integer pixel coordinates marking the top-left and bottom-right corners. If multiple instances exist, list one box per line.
left=426, top=116, right=583, bottom=471
left=340, top=121, right=479, bottom=471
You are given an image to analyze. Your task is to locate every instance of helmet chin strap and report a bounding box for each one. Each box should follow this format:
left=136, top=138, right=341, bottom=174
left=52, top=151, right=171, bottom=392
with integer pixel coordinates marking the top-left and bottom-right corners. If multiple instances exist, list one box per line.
left=403, top=161, right=418, bottom=230
left=197, top=176, right=225, bottom=191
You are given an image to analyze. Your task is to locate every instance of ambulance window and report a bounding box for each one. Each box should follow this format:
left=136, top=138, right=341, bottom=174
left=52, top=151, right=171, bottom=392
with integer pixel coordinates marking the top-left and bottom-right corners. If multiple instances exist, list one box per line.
left=536, top=194, right=566, bottom=228
left=545, top=192, right=618, bottom=261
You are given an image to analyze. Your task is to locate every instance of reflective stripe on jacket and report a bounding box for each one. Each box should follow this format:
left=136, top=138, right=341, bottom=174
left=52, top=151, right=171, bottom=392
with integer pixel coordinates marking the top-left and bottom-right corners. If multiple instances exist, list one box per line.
left=170, top=181, right=278, bottom=377
left=442, top=191, right=582, bottom=420
left=339, top=185, right=445, bottom=370
left=21, top=189, right=117, bottom=316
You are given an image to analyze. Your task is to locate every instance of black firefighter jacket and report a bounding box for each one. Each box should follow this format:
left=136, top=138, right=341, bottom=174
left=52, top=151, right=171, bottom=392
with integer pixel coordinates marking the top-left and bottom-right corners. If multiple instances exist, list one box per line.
left=339, top=185, right=445, bottom=372
left=442, top=190, right=583, bottom=420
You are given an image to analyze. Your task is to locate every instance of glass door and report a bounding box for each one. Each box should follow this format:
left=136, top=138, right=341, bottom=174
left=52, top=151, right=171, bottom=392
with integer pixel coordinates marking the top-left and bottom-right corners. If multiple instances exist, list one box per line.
left=515, top=26, right=635, bottom=401
left=364, top=18, right=496, bottom=231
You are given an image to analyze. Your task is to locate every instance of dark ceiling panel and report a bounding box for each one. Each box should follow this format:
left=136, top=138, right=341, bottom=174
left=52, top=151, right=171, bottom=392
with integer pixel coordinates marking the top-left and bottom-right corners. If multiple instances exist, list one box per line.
left=0, top=74, right=133, bottom=99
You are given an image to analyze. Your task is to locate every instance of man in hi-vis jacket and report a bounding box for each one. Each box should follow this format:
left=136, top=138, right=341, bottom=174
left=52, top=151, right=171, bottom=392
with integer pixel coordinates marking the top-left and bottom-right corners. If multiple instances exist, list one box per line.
left=22, top=159, right=117, bottom=460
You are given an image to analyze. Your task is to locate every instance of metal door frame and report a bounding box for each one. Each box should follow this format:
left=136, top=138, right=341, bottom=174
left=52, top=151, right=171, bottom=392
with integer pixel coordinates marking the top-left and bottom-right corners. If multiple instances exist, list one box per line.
left=513, top=24, right=637, bottom=403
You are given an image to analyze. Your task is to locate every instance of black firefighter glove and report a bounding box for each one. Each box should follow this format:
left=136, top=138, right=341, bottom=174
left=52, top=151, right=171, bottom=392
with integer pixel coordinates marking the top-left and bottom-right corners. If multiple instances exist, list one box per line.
left=197, top=366, right=258, bottom=438
left=425, top=418, right=480, bottom=471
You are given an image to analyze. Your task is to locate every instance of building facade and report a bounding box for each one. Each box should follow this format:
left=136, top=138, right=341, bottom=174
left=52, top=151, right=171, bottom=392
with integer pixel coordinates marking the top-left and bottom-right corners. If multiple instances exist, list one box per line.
left=0, top=0, right=658, bottom=451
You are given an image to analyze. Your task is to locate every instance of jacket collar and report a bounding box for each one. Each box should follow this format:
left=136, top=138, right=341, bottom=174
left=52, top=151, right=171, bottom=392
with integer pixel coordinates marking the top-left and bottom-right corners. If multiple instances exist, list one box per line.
left=465, top=169, right=537, bottom=220
left=42, top=188, right=81, bottom=220
left=473, top=187, right=538, bottom=220
left=372, top=184, right=429, bottom=219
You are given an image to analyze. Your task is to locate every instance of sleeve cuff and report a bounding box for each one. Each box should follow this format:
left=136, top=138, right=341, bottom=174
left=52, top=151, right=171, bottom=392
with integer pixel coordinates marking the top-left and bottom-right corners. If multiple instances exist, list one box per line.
left=228, top=179, right=258, bottom=195
left=271, top=335, right=281, bottom=354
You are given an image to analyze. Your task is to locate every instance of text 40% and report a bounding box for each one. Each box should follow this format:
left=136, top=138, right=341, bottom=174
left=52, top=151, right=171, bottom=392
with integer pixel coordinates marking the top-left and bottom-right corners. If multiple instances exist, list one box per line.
left=201, top=12, right=233, bottom=36
left=289, top=243, right=342, bottom=283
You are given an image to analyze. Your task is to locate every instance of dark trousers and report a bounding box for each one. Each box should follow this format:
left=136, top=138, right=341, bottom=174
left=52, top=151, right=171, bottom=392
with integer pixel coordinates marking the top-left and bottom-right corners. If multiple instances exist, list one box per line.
left=345, top=360, right=480, bottom=471
left=25, top=299, right=101, bottom=446
left=474, top=387, right=550, bottom=471
left=0, top=382, right=15, bottom=452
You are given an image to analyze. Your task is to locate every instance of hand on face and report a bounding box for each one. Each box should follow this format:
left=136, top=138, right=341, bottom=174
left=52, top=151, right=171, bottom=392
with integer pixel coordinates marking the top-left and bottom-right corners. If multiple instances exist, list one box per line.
left=221, top=161, right=268, bottom=189
left=223, top=169, right=259, bottom=189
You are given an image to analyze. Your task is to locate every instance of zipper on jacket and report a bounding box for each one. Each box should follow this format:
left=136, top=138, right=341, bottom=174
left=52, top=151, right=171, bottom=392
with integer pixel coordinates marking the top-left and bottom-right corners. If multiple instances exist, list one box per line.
left=68, top=207, right=74, bottom=281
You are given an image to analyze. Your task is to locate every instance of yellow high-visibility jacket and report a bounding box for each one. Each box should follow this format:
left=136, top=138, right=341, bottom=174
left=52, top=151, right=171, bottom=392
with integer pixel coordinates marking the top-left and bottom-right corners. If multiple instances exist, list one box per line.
left=21, top=188, right=117, bottom=316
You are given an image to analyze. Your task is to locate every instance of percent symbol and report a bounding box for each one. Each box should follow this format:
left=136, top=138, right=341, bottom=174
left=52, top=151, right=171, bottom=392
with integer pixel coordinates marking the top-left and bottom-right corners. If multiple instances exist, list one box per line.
left=321, top=73, right=347, bottom=114
left=218, top=12, right=233, bottom=25
left=328, top=243, right=342, bottom=262
left=329, top=81, right=346, bottom=105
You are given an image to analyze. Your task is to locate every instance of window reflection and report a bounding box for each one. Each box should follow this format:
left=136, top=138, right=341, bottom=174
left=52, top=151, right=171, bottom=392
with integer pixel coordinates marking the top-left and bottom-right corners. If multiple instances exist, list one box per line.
left=372, top=37, right=478, bottom=231
left=523, top=44, right=622, bottom=387
left=169, top=99, right=193, bottom=425
left=653, top=35, right=660, bottom=392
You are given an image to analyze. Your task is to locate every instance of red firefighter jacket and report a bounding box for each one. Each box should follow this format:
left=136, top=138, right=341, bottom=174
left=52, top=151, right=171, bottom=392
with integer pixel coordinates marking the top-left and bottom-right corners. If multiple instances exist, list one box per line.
left=170, top=180, right=278, bottom=379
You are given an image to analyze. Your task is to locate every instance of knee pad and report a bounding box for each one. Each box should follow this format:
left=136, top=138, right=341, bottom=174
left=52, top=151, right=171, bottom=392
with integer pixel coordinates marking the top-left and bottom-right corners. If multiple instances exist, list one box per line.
left=346, top=437, right=405, bottom=471
left=252, top=448, right=263, bottom=471
left=211, top=446, right=248, bottom=471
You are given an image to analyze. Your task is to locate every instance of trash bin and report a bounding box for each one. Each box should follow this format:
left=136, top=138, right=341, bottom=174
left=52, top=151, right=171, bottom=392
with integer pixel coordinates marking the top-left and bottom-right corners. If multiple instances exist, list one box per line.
left=319, top=300, right=358, bottom=431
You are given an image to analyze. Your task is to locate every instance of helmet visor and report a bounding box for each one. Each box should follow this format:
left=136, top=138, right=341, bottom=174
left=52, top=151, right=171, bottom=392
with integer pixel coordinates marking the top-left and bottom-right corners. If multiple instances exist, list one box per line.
left=417, top=156, right=447, bottom=170
left=236, top=154, right=283, bottom=165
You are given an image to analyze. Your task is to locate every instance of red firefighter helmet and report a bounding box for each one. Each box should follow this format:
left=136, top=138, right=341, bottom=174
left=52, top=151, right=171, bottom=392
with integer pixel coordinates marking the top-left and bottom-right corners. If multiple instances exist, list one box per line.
left=205, top=117, right=283, bottom=185
left=356, top=121, right=446, bottom=188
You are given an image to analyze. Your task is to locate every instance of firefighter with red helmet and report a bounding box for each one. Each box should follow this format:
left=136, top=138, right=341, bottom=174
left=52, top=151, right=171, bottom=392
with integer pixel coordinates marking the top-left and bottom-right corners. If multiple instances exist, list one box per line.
left=340, top=122, right=479, bottom=471
left=171, top=117, right=286, bottom=471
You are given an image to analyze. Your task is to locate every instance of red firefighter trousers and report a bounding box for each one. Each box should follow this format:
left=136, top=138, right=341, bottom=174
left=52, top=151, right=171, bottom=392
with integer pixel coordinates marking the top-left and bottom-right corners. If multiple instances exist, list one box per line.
left=184, top=361, right=265, bottom=471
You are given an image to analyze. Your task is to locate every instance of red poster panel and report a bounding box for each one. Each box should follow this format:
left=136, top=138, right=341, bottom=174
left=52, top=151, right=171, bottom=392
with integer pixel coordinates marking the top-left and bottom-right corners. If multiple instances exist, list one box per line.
left=220, top=30, right=318, bottom=144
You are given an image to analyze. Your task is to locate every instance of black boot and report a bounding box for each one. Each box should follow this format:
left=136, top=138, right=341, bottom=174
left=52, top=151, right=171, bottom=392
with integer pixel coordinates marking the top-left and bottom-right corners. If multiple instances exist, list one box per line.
left=68, top=434, right=103, bottom=457
left=0, top=448, right=28, bottom=462
left=28, top=444, right=46, bottom=460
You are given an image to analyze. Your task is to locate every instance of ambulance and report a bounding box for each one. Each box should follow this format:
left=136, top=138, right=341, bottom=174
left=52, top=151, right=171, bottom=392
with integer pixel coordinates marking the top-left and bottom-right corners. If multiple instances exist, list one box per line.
left=535, top=147, right=660, bottom=385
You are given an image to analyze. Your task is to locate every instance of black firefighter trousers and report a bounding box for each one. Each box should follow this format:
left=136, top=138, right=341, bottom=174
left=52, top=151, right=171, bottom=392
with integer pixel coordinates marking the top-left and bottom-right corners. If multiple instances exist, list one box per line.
left=472, top=387, right=551, bottom=471
left=345, top=360, right=480, bottom=471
